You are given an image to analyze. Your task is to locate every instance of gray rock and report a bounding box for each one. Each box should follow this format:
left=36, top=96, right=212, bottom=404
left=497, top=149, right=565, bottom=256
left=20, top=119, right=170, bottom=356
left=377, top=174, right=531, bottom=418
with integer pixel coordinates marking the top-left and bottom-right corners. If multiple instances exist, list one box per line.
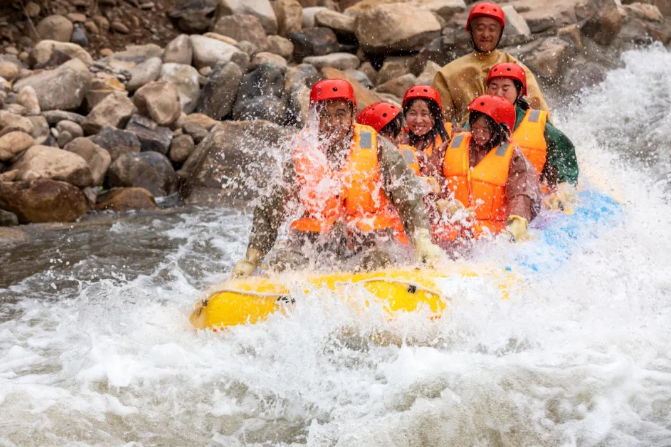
left=71, top=26, right=89, bottom=47
left=233, top=96, right=286, bottom=124
left=158, top=63, right=201, bottom=114
left=57, top=130, right=74, bottom=148
left=133, top=81, right=182, bottom=126
left=216, top=0, right=278, bottom=35
left=63, top=137, right=112, bottom=185
left=30, top=40, right=94, bottom=68
left=26, top=115, right=50, bottom=145
left=283, top=63, right=320, bottom=125
left=302, top=7, right=329, bottom=28
left=375, top=73, right=417, bottom=98
left=9, top=145, right=93, bottom=187
left=103, top=44, right=164, bottom=72
left=288, top=27, right=339, bottom=60
left=13, top=59, right=92, bottom=111
left=182, top=122, right=209, bottom=143
left=189, top=35, right=248, bottom=69
left=196, top=61, right=243, bottom=120
left=90, top=125, right=142, bottom=162
left=107, top=151, right=178, bottom=197
left=265, top=35, right=294, bottom=60
left=0, top=209, right=19, bottom=227
left=344, top=69, right=374, bottom=89
left=303, top=52, right=360, bottom=71
left=43, top=110, right=86, bottom=125
left=56, top=120, right=84, bottom=139
left=250, top=53, right=288, bottom=71
left=314, top=9, right=355, bottom=36
left=127, top=57, right=163, bottom=91
left=211, top=13, right=268, bottom=50
left=169, top=0, right=217, bottom=33
left=125, top=114, right=173, bottom=155
left=163, top=34, right=193, bottom=65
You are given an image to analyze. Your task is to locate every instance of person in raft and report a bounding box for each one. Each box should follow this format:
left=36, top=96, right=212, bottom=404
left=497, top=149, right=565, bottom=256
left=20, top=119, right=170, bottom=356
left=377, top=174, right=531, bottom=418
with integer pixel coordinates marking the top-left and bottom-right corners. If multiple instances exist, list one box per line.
left=485, top=62, right=579, bottom=210
left=438, top=95, right=542, bottom=245
left=432, top=1, right=549, bottom=125
left=232, top=79, right=444, bottom=277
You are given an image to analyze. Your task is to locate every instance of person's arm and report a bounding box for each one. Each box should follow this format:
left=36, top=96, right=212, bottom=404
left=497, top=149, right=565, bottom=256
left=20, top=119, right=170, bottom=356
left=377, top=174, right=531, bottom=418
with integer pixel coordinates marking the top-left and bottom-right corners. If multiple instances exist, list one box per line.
left=506, top=147, right=542, bottom=222
left=377, top=137, right=431, bottom=235
left=542, top=122, right=579, bottom=187
left=432, top=70, right=456, bottom=124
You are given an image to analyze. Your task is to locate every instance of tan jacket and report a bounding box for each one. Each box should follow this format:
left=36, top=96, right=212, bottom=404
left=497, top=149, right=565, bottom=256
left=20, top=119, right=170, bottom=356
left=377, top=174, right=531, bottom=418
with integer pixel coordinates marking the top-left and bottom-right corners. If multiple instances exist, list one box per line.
left=247, top=134, right=430, bottom=260
left=432, top=50, right=549, bottom=125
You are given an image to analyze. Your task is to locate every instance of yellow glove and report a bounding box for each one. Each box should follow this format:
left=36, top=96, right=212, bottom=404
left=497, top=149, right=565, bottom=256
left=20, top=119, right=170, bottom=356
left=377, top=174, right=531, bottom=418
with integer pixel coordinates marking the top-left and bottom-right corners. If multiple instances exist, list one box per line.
left=505, top=215, right=529, bottom=242
left=413, top=228, right=444, bottom=267
left=543, top=182, right=577, bottom=214
left=421, top=176, right=441, bottom=194
left=232, top=247, right=262, bottom=277
left=435, top=198, right=475, bottom=218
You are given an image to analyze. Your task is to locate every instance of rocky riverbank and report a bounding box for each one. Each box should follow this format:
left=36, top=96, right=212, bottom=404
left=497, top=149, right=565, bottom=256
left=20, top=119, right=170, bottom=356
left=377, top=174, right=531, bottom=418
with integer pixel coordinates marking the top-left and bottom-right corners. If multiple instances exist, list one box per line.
left=0, top=0, right=669, bottom=238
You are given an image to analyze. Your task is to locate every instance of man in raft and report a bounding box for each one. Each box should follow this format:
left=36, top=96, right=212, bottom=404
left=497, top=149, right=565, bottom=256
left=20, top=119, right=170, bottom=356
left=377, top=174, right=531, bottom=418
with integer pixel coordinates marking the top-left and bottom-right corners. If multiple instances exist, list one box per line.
left=439, top=95, right=542, bottom=245
left=432, top=2, right=548, bottom=125
left=232, top=79, right=443, bottom=277
left=485, top=62, right=579, bottom=210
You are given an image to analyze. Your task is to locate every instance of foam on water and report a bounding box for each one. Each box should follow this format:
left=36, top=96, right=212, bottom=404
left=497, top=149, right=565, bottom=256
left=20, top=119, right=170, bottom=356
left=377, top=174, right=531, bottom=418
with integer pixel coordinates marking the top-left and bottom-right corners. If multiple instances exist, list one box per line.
left=2, top=47, right=671, bottom=446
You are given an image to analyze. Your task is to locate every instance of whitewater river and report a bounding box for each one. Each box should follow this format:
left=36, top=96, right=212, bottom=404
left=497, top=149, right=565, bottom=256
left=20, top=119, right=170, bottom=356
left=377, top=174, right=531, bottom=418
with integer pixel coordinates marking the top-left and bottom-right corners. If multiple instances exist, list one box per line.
left=1, top=46, right=671, bottom=446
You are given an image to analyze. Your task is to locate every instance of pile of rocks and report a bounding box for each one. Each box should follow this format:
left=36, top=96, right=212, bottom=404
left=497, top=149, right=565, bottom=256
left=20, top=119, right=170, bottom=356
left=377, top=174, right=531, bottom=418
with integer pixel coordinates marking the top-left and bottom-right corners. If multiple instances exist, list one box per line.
left=0, top=0, right=670, bottom=229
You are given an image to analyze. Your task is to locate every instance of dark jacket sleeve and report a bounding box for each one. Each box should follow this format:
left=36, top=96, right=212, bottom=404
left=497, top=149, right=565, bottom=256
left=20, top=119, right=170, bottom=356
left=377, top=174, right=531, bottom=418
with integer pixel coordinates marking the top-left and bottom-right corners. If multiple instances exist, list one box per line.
left=247, top=159, right=298, bottom=260
left=542, top=122, right=579, bottom=186
left=377, top=137, right=431, bottom=236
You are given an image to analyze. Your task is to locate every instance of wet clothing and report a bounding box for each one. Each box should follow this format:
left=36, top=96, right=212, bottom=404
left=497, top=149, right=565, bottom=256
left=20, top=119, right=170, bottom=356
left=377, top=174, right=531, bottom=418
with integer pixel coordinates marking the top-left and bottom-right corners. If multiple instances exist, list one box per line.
left=247, top=130, right=430, bottom=267
left=432, top=50, right=548, bottom=125
left=465, top=105, right=579, bottom=186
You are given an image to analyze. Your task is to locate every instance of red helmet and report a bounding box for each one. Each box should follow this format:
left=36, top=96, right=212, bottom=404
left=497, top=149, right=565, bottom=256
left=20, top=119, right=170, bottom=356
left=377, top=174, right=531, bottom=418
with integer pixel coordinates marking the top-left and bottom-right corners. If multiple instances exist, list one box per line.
left=487, top=63, right=527, bottom=96
left=309, top=79, right=357, bottom=108
left=357, top=102, right=401, bottom=133
left=466, top=2, right=506, bottom=32
left=402, top=85, right=442, bottom=111
left=468, top=95, right=516, bottom=132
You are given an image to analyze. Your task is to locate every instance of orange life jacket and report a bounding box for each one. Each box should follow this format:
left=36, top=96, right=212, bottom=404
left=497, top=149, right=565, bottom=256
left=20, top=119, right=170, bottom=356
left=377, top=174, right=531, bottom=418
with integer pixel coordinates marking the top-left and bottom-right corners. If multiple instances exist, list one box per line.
left=513, top=109, right=548, bottom=177
left=399, top=144, right=420, bottom=175
left=441, top=132, right=515, bottom=237
left=291, top=124, right=406, bottom=241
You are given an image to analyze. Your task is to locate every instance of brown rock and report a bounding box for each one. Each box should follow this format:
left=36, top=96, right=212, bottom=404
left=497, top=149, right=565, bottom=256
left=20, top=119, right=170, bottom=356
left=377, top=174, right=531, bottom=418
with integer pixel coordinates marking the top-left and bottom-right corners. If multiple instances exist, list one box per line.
left=303, top=52, right=360, bottom=70
left=212, top=14, right=268, bottom=51
left=581, top=0, right=624, bottom=45
left=63, top=137, right=112, bottom=185
left=163, top=35, right=193, bottom=65
left=623, top=3, right=663, bottom=22
left=273, top=0, right=304, bottom=36
left=266, top=35, right=294, bottom=59
left=82, top=91, right=137, bottom=135
left=525, top=37, right=574, bottom=79
left=314, top=10, right=356, bottom=36
left=16, top=86, right=40, bottom=116
left=216, top=0, right=279, bottom=35
left=182, top=113, right=218, bottom=131
left=0, top=131, right=33, bottom=161
left=158, top=63, right=201, bottom=114
left=133, top=81, right=182, bottom=126
left=322, top=67, right=383, bottom=110
left=26, top=115, right=50, bottom=145
left=377, top=56, right=413, bottom=85
left=169, top=134, right=195, bottom=163
left=111, top=21, right=130, bottom=34
left=355, top=4, right=441, bottom=53
left=96, top=187, right=158, bottom=212
left=0, top=179, right=88, bottom=223
left=375, top=73, right=417, bottom=98
left=0, top=113, right=34, bottom=136
left=107, top=151, right=178, bottom=197
left=288, top=27, right=340, bottom=60
left=36, top=15, right=74, bottom=42
left=0, top=61, right=19, bottom=81
left=10, top=145, right=93, bottom=187
left=0, top=227, right=27, bottom=241
left=90, top=126, right=141, bottom=162
left=30, top=40, right=95, bottom=68
left=250, top=53, right=288, bottom=71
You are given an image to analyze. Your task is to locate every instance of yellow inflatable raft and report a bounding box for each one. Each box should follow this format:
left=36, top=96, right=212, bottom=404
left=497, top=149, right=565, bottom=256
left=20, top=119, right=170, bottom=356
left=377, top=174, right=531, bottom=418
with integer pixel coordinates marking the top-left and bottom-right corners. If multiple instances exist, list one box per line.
left=190, top=266, right=516, bottom=330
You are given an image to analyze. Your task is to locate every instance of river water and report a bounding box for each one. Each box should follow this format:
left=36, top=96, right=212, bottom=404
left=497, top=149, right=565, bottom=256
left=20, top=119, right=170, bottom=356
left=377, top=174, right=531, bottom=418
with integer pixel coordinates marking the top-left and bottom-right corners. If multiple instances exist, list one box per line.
left=1, top=46, right=671, bottom=446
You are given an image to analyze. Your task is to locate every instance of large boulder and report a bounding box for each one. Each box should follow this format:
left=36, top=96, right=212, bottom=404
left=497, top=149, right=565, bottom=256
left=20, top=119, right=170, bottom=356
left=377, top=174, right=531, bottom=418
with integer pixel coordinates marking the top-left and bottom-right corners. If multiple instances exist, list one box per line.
left=36, top=15, right=73, bottom=42
left=375, top=73, right=417, bottom=98
left=272, top=0, right=303, bottom=36
left=0, top=132, right=33, bottom=162
left=82, top=91, right=137, bottom=135
left=107, top=151, right=178, bottom=197
left=355, top=4, right=441, bottom=53
left=232, top=63, right=286, bottom=123
left=180, top=120, right=295, bottom=205
left=189, top=35, right=248, bottom=69
left=525, top=37, right=575, bottom=79
left=216, top=0, right=279, bottom=35
left=283, top=64, right=320, bottom=125
left=125, top=114, right=173, bottom=155
left=288, top=27, right=340, bottom=60
left=581, top=0, right=624, bottom=46
left=10, top=145, right=93, bottom=187
left=90, top=126, right=141, bottom=162
left=13, top=59, right=92, bottom=111
left=211, top=13, right=268, bottom=50
left=30, top=40, right=94, bottom=68
left=126, top=57, right=163, bottom=91
left=163, top=35, right=194, bottom=65
left=314, top=10, right=356, bottom=37
left=377, top=56, right=413, bottom=85
left=63, top=137, right=112, bottom=186
left=96, top=187, right=158, bottom=212
left=0, top=179, right=88, bottom=223
left=196, top=61, right=243, bottom=120
left=158, top=63, right=201, bottom=114
left=169, top=0, right=218, bottom=33
left=133, top=81, right=182, bottom=126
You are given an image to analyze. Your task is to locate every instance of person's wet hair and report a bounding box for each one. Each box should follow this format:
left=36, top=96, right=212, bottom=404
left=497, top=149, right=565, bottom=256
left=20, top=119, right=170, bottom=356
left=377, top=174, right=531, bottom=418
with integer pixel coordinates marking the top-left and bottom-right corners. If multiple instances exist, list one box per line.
left=403, top=98, right=450, bottom=147
left=380, top=113, right=404, bottom=139
left=468, top=110, right=511, bottom=150
left=511, top=80, right=530, bottom=111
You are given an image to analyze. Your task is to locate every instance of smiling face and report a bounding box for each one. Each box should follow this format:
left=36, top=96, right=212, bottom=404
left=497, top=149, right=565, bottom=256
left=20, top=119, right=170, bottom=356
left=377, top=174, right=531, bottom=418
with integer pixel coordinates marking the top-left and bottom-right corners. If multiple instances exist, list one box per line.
left=471, top=114, right=492, bottom=147
left=471, top=16, right=502, bottom=53
left=487, top=77, right=519, bottom=105
left=318, top=99, right=353, bottom=143
left=405, top=99, right=435, bottom=138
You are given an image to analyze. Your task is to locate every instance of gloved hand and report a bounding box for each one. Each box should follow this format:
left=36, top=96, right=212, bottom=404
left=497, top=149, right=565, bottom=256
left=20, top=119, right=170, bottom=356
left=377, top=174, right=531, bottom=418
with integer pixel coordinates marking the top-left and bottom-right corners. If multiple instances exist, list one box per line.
left=413, top=228, right=444, bottom=267
left=543, top=182, right=577, bottom=213
left=505, top=215, right=530, bottom=242
left=421, top=176, right=441, bottom=194
left=436, top=198, right=474, bottom=219
left=232, top=247, right=262, bottom=277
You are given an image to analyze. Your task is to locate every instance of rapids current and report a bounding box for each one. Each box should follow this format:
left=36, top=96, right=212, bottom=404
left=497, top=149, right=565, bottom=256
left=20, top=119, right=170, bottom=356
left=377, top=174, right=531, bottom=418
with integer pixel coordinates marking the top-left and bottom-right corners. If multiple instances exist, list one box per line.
left=1, top=46, right=671, bottom=446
